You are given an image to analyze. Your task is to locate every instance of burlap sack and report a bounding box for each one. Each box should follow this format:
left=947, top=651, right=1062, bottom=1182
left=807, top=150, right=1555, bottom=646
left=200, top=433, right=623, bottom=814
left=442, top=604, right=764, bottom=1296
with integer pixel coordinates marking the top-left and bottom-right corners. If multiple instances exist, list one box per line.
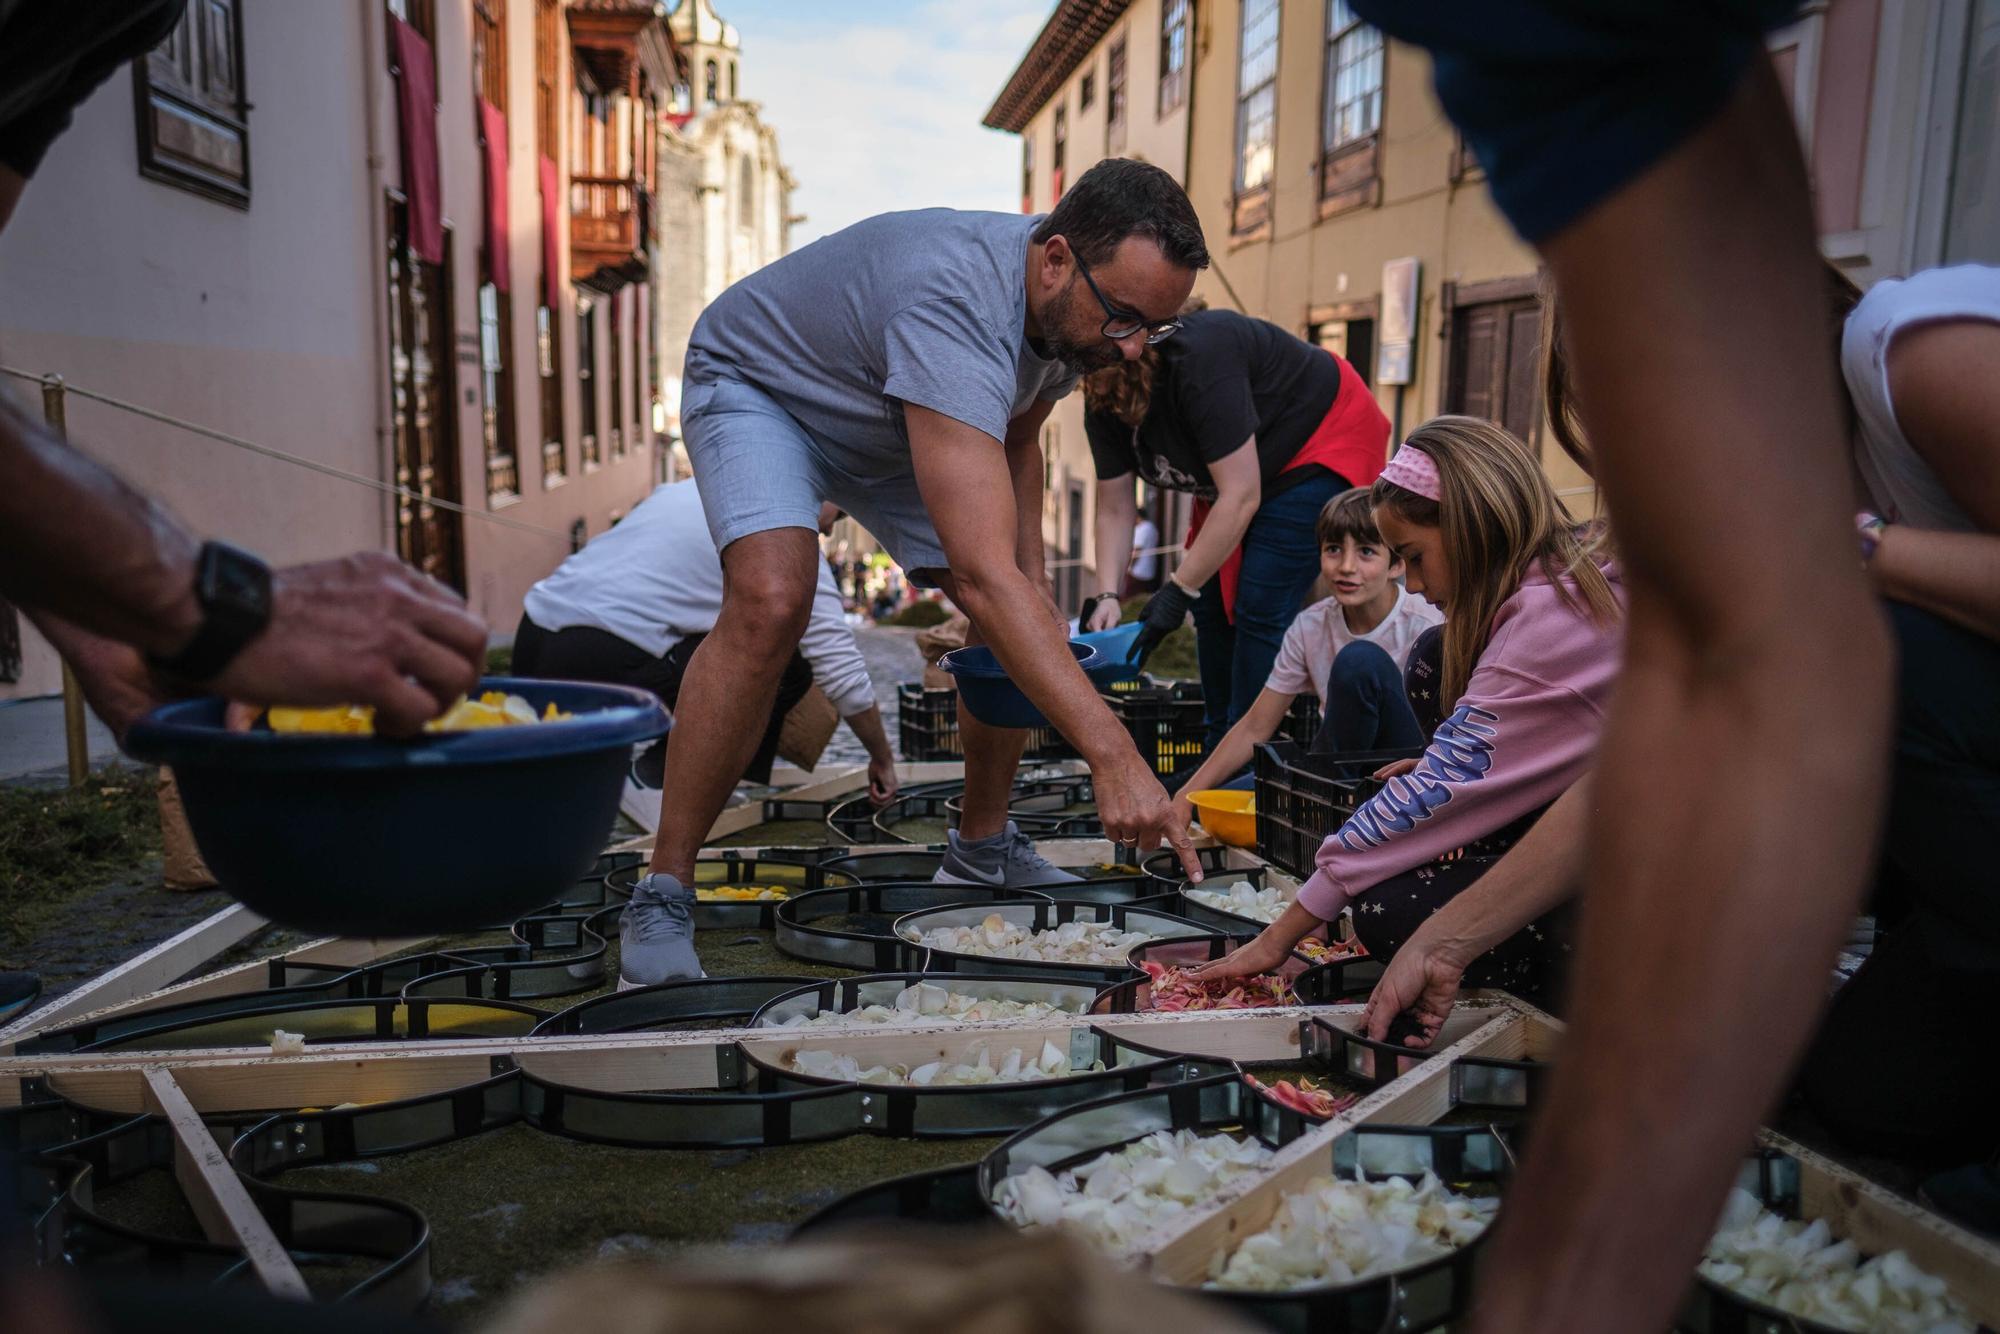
left=157, top=767, right=218, bottom=892
left=915, top=612, right=969, bottom=691
left=777, top=684, right=840, bottom=772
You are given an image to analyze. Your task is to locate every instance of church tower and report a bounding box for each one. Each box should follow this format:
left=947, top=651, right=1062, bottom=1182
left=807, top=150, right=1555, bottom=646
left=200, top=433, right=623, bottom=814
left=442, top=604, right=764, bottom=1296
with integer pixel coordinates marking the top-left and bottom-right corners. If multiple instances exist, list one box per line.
left=667, top=0, right=743, bottom=114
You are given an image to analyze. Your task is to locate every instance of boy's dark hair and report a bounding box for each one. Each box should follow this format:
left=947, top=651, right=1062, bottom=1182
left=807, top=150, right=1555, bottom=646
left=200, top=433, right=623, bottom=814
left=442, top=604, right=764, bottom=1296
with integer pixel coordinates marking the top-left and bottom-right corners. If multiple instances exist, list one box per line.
left=1316, top=487, right=1387, bottom=553
left=1031, top=159, right=1209, bottom=271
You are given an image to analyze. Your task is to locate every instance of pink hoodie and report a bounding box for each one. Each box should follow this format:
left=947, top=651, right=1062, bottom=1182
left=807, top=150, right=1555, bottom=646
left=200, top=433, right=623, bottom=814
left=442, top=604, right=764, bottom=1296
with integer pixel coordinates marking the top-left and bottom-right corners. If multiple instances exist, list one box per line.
left=1295, top=561, right=1625, bottom=917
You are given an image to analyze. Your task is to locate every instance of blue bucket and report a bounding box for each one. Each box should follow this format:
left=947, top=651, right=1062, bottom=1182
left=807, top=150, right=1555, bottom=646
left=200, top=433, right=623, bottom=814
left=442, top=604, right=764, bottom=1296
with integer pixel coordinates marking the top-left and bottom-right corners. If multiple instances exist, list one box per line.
left=940, top=640, right=1122, bottom=728
left=1074, top=622, right=1147, bottom=686
left=125, top=678, right=669, bottom=936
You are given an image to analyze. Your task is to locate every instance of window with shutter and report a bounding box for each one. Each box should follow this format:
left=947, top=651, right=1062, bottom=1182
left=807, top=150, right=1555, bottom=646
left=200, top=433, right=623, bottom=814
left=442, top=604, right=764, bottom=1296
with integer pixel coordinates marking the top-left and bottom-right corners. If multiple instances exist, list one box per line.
left=132, top=0, right=250, bottom=208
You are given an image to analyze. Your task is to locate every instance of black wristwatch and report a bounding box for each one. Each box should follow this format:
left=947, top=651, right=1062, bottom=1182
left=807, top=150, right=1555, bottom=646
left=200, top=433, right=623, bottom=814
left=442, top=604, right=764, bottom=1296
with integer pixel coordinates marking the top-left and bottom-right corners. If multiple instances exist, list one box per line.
left=148, top=540, right=274, bottom=682
left=1082, top=591, right=1122, bottom=617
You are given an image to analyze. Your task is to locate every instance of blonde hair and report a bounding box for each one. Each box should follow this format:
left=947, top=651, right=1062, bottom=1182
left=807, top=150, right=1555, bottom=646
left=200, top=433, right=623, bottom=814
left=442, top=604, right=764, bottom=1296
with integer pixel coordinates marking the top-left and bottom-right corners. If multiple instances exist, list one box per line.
left=1371, top=416, right=1620, bottom=710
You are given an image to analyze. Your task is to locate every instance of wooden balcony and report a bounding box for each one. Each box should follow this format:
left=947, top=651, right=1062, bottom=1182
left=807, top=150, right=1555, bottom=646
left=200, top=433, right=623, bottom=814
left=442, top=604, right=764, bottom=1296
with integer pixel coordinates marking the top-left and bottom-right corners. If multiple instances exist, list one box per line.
left=571, top=174, right=649, bottom=291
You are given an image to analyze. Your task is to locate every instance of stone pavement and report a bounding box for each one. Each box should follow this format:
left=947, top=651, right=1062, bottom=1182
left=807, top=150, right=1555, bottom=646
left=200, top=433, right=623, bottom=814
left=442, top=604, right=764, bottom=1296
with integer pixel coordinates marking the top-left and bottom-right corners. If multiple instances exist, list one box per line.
left=817, top=620, right=927, bottom=770
left=0, top=693, right=128, bottom=785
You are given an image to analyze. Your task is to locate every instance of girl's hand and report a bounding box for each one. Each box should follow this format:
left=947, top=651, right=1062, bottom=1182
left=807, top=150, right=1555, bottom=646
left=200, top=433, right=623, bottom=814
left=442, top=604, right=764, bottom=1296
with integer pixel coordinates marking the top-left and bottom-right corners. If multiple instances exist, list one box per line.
left=1361, top=939, right=1468, bottom=1049
left=1169, top=792, right=1196, bottom=842
left=1373, top=756, right=1420, bottom=781
left=1189, top=929, right=1296, bottom=984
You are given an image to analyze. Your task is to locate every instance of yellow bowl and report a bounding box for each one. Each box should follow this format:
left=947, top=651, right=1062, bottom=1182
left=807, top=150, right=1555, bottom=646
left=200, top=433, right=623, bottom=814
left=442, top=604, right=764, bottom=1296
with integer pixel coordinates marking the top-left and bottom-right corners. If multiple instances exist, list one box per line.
left=1188, top=789, right=1257, bottom=847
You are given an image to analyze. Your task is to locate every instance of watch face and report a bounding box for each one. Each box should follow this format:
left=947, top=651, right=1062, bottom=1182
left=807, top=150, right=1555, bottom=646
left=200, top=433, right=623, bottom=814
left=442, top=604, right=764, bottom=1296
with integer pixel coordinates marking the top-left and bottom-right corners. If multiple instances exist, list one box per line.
left=203, top=543, right=273, bottom=620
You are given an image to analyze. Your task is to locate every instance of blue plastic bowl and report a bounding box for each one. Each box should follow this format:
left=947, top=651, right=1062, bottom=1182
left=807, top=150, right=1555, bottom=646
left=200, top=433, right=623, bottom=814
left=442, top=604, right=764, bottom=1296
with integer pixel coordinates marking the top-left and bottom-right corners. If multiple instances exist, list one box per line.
left=1074, top=622, right=1147, bottom=687
left=940, top=640, right=1120, bottom=728
left=125, top=678, right=669, bottom=936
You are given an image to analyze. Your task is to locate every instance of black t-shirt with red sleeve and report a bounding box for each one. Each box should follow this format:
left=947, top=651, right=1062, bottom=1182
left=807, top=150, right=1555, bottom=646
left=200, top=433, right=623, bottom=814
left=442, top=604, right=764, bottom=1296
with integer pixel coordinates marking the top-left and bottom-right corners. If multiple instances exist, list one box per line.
left=1084, top=309, right=1343, bottom=502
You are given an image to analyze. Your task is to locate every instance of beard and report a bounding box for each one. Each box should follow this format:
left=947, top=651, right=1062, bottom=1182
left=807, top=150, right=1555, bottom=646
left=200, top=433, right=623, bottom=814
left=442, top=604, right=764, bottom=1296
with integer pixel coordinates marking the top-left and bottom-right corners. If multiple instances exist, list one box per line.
left=1039, top=284, right=1125, bottom=376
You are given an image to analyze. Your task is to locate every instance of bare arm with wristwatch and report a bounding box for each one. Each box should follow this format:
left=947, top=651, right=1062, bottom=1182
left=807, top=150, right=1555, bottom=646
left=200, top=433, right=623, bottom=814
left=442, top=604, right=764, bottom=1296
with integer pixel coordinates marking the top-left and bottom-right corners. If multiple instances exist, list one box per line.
left=0, top=391, right=487, bottom=739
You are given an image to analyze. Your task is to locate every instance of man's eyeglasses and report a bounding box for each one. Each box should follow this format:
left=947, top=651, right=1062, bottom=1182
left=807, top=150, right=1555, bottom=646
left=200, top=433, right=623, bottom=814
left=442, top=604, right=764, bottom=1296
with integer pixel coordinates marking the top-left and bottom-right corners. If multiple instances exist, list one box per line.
left=1074, top=252, right=1182, bottom=345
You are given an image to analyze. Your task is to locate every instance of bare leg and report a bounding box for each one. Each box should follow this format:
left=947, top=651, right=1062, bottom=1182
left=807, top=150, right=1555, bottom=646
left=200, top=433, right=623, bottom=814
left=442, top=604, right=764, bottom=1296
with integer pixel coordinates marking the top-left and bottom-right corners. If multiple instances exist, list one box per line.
left=649, top=527, right=821, bottom=882
left=932, top=576, right=1029, bottom=841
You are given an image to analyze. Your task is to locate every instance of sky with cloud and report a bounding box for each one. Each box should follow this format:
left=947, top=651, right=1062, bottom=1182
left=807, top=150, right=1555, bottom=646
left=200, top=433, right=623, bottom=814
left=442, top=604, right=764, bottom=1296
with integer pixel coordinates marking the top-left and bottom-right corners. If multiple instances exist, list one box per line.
left=691, top=0, right=1056, bottom=248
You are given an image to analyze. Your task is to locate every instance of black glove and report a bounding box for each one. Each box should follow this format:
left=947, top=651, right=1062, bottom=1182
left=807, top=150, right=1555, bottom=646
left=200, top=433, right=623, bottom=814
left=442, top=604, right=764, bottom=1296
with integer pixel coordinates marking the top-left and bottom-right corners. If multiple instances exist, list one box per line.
left=1128, top=579, right=1195, bottom=664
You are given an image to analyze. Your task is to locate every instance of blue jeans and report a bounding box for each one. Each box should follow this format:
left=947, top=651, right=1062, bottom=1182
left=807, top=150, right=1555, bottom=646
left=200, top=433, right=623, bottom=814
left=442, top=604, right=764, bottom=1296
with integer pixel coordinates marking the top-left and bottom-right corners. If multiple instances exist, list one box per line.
left=1309, top=641, right=1426, bottom=755
left=1191, top=473, right=1346, bottom=752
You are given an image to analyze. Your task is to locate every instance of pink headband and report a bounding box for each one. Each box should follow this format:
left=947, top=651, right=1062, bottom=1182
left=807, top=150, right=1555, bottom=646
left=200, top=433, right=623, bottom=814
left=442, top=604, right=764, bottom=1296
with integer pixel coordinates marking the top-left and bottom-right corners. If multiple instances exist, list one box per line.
left=1379, top=446, right=1442, bottom=501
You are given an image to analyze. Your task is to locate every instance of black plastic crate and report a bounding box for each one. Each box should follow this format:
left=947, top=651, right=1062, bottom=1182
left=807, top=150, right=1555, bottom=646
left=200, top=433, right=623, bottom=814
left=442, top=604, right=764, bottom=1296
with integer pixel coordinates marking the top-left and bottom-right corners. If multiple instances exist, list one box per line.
left=1253, top=740, right=1417, bottom=879
left=1104, top=682, right=1209, bottom=782
left=1277, top=691, right=1321, bottom=745
left=894, top=683, right=1076, bottom=762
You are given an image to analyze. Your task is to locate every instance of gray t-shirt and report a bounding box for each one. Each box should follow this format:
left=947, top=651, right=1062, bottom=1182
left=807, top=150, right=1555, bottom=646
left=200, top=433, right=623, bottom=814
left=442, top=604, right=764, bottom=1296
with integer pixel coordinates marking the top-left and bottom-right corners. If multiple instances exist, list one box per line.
left=685, top=209, right=1077, bottom=461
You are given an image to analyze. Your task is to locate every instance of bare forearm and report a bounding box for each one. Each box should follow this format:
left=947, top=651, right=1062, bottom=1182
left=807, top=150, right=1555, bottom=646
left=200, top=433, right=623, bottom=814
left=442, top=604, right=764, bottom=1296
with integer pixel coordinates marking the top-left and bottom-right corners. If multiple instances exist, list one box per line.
left=1094, top=485, right=1137, bottom=598
left=1409, top=778, right=1590, bottom=968
left=843, top=704, right=894, bottom=765
left=1004, top=429, right=1046, bottom=582
left=0, top=394, right=201, bottom=654
left=1872, top=525, right=2000, bottom=641
left=1172, top=489, right=1257, bottom=590
left=1468, top=60, right=1892, bottom=1332
left=1178, top=692, right=1289, bottom=796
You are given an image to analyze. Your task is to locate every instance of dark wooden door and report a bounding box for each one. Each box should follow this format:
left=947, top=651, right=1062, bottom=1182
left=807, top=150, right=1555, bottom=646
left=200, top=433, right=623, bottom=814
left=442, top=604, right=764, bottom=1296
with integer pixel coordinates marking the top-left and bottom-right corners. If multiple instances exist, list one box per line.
left=1446, top=296, right=1543, bottom=447
left=387, top=197, right=465, bottom=591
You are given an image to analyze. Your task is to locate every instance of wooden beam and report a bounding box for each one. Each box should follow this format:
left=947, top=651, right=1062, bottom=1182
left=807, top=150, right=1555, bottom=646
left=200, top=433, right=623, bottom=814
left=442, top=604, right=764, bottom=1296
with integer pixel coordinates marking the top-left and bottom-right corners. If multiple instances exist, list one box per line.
left=0, top=904, right=270, bottom=1053
left=140, top=1067, right=311, bottom=1300
left=1, top=1003, right=1516, bottom=1114
left=1777, top=1130, right=2000, bottom=1328
left=1142, top=1011, right=1524, bottom=1285
left=0, top=931, right=433, bottom=1054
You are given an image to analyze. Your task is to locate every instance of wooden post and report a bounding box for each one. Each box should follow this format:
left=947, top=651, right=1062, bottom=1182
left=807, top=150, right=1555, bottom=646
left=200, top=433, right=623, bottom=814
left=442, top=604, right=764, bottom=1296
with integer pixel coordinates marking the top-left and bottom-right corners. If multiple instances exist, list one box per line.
left=140, top=1067, right=312, bottom=1300
left=40, top=375, right=90, bottom=788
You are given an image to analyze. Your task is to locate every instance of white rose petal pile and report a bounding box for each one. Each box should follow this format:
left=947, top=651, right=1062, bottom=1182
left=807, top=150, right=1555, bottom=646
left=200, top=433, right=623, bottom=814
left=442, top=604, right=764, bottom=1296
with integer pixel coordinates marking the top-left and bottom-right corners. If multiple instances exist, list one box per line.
left=1207, top=1172, right=1499, bottom=1291
left=1185, top=880, right=1290, bottom=925
left=1699, top=1189, right=1973, bottom=1333
left=784, top=1039, right=1081, bottom=1087
left=906, top=912, right=1158, bottom=966
left=993, top=1129, right=1276, bottom=1258
left=774, top=982, right=1076, bottom=1029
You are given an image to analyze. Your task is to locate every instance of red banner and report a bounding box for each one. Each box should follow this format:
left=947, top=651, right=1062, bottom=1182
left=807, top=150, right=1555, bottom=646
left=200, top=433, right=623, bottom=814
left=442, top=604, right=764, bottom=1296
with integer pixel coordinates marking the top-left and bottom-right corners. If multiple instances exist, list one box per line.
left=539, top=155, right=561, bottom=310
left=478, top=99, right=510, bottom=293
left=390, top=17, right=443, bottom=265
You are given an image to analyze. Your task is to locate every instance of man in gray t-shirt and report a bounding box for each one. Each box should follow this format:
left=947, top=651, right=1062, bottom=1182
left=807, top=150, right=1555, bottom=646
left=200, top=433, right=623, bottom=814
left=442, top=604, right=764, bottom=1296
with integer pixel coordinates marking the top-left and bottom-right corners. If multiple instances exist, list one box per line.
left=621, top=160, right=1213, bottom=987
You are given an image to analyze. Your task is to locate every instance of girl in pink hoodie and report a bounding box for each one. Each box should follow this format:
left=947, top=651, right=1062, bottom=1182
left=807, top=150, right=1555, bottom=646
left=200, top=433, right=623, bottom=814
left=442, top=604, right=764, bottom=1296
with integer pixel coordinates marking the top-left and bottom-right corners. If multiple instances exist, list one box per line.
left=1197, top=416, right=1624, bottom=1002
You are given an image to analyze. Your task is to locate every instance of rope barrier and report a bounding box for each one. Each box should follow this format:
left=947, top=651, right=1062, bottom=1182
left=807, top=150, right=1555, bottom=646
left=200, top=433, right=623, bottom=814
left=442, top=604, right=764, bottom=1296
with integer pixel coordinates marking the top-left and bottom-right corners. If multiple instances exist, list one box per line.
left=0, top=365, right=572, bottom=542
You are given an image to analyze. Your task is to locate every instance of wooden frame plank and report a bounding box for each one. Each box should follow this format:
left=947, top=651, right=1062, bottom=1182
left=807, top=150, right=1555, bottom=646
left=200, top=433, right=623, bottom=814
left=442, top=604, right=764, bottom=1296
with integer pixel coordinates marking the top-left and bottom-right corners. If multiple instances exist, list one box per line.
left=0, top=904, right=270, bottom=1052
left=140, top=1067, right=311, bottom=1300
left=1143, top=1011, right=1525, bottom=1285
left=1776, top=1130, right=2000, bottom=1328
left=0, top=931, right=434, bottom=1054
left=0, top=1003, right=1520, bottom=1114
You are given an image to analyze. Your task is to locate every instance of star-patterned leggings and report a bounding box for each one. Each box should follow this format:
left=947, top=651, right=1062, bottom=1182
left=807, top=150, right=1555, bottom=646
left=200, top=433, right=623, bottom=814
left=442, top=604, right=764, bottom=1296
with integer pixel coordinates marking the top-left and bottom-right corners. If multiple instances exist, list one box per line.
left=1348, top=808, right=1574, bottom=1007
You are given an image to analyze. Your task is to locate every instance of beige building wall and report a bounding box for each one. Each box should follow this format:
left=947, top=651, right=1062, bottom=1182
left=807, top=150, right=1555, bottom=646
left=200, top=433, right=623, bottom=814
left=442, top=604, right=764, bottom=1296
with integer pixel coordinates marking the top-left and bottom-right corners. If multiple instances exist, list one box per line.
left=1182, top=2, right=1570, bottom=495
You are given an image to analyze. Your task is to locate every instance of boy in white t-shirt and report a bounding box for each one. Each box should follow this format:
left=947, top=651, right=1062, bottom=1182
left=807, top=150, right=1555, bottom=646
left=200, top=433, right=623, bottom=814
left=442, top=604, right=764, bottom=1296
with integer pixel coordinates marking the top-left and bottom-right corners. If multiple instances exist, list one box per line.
left=1169, top=489, right=1442, bottom=821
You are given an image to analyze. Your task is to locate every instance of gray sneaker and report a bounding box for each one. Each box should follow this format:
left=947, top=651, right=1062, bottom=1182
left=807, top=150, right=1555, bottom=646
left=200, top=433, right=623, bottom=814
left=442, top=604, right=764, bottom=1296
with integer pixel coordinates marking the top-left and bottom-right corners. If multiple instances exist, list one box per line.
left=618, top=873, right=705, bottom=989
left=932, top=820, right=1081, bottom=888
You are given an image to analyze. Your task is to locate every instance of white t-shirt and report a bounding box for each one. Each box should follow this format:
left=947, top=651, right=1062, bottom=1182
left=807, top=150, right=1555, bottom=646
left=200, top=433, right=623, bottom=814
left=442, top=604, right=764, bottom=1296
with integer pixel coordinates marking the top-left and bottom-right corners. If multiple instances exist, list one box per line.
left=522, top=481, right=877, bottom=717
left=1129, top=516, right=1160, bottom=580
left=1265, top=589, right=1443, bottom=711
left=1841, top=264, right=2000, bottom=533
